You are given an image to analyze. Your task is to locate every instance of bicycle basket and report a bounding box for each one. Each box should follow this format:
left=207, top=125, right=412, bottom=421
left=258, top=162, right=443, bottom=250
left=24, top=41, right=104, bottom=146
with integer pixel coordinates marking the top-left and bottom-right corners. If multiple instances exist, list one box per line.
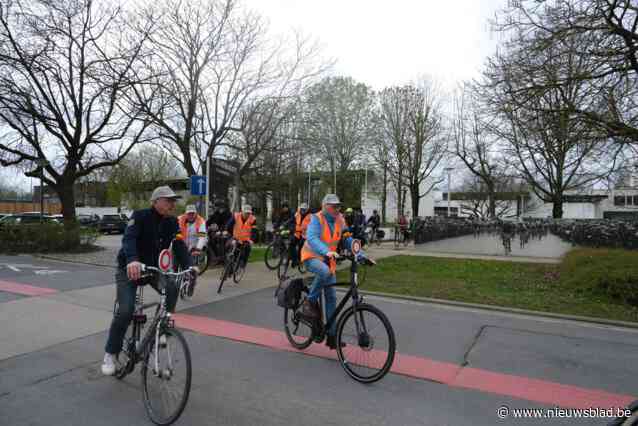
left=276, top=278, right=304, bottom=309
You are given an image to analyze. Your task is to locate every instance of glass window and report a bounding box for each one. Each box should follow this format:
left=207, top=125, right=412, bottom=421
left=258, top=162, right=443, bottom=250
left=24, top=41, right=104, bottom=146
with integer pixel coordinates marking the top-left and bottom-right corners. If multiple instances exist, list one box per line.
left=614, top=196, right=625, bottom=206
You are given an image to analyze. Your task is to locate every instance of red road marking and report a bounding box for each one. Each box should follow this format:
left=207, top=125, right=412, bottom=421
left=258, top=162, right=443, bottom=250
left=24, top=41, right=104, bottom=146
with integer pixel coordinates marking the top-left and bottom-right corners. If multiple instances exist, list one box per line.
left=173, top=313, right=636, bottom=409
left=0, top=280, right=58, bottom=297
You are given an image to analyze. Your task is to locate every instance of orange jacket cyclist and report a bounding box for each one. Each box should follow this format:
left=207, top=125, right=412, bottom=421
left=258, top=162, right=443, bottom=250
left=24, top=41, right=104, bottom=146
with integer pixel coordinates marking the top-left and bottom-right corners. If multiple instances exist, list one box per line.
left=301, top=194, right=358, bottom=350
left=291, top=202, right=311, bottom=267
left=224, top=204, right=256, bottom=267
left=177, top=204, right=208, bottom=256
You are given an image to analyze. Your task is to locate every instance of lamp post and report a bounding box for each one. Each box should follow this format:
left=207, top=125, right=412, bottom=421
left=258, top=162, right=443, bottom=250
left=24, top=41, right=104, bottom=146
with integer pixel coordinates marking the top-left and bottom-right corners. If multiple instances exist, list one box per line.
left=36, top=158, right=49, bottom=222
left=444, top=167, right=454, bottom=218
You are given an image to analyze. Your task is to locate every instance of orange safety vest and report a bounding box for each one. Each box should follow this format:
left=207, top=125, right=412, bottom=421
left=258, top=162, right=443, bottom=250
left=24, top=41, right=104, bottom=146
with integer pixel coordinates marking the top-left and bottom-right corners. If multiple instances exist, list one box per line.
left=178, top=214, right=206, bottom=245
left=233, top=212, right=255, bottom=242
left=301, top=211, right=344, bottom=275
left=294, top=211, right=312, bottom=239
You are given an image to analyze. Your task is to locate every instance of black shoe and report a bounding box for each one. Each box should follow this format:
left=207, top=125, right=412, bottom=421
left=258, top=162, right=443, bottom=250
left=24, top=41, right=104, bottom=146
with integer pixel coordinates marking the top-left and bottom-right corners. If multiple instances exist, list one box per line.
left=326, top=335, right=345, bottom=350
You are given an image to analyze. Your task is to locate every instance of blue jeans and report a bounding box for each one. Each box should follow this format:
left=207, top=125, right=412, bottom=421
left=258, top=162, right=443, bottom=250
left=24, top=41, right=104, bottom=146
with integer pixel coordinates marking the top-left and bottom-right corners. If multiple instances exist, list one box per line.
left=305, top=258, right=337, bottom=336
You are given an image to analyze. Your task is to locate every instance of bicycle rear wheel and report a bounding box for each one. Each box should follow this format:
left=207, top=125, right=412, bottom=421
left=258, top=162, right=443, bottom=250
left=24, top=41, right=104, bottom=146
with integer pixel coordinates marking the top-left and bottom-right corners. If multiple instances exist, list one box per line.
left=142, top=327, right=192, bottom=426
left=336, top=303, right=396, bottom=384
left=233, top=246, right=246, bottom=284
left=284, top=293, right=314, bottom=350
left=264, top=242, right=281, bottom=270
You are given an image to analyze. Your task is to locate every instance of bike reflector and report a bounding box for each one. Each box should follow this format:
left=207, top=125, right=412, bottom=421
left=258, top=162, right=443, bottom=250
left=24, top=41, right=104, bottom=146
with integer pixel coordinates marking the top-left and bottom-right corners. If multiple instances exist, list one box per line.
left=351, top=239, right=361, bottom=255
left=159, top=249, right=173, bottom=272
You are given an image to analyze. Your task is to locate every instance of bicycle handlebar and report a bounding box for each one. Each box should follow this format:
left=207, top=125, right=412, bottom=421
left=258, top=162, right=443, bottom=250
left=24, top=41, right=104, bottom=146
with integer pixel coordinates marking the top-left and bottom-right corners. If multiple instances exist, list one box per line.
left=141, top=265, right=196, bottom=277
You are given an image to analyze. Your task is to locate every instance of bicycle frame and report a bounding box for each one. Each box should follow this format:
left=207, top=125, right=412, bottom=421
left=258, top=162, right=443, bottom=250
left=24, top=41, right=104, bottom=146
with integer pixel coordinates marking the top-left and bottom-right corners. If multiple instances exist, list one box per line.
left=312, top=256, right=365, bottom=341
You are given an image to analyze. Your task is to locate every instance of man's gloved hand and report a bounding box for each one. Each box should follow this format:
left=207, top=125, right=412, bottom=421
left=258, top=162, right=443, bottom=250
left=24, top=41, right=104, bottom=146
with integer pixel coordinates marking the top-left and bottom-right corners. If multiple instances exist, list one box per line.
left=127, top=261, right=143, bottom=281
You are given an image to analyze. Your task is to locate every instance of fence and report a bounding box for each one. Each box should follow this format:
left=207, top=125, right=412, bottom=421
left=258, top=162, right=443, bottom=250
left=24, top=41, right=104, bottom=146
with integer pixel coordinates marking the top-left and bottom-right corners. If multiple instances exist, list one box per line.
left=0, top=201, right=61, bottom=215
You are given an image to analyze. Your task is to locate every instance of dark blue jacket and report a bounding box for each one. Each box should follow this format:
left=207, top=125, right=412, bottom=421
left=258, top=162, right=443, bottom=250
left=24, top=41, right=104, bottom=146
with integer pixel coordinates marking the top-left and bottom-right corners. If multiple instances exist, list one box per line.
left=117, top=207, right=191, bottom=270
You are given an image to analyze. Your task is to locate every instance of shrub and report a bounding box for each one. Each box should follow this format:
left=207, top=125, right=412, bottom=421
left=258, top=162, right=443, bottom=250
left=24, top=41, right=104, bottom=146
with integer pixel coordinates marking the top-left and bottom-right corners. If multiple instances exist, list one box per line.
left=0, top=222, right=99, bottom=254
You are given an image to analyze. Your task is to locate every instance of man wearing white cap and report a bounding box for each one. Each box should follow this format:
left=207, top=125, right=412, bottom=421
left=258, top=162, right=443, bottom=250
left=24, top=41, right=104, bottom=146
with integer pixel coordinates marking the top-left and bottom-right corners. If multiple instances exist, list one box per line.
left=101, top=185, right=195, bottom=376
left=223, top=204, right=257, bottom=268
left=178, top=205, right=208, bottom=257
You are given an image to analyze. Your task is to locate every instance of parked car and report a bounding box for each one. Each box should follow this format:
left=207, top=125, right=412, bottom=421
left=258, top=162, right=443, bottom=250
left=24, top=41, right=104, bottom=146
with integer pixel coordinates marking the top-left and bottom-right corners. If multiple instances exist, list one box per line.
left=78, top=214, right=100, bottom=228
left=98, top=214, right=127, bottom=234
left=0, top=214, right=60, bottom=227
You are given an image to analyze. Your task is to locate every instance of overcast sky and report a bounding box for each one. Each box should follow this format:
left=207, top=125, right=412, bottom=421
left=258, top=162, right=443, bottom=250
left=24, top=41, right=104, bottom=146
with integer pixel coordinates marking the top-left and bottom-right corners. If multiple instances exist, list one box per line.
left=244, top=0, right=508, bottom=90
left=0, top=0, right=508, bottom=190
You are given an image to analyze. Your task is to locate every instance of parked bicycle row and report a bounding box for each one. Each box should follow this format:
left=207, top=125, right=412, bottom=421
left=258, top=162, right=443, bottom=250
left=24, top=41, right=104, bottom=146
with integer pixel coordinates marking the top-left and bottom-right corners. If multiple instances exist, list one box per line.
left=549, top=219, right=638, bottom=250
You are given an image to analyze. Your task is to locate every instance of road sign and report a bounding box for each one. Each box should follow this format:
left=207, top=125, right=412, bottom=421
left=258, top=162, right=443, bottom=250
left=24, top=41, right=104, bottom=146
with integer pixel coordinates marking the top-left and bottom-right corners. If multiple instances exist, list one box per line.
left=190, top=175, right=207, bottom=196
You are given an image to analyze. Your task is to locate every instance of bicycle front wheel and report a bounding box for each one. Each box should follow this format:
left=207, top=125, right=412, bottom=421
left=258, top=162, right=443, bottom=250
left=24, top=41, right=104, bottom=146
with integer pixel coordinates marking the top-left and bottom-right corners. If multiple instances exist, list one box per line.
left=217, top=253, right=234, bottom=294
left=277, top=251, right=289, bottom=280
left=195, top=250, right=209, bottom=275
left=264, top=243, right=281, bottom=270
left=336, top=303, right=396, bottom=384
left=233, top=247, right=246, bottom=284
left=142, top=327, right=192, bottom=426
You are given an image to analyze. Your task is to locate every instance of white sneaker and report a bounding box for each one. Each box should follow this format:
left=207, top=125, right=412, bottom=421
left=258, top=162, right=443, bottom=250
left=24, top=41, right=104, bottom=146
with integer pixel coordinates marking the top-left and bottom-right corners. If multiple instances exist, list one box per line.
left=101, top=353, right=116, bottom=376
left=159, top=334, right=167, bottom=347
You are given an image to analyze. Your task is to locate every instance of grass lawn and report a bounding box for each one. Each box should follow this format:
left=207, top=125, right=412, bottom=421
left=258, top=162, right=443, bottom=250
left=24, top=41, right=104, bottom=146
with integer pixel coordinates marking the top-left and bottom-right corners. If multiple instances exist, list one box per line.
left=338, top=248, right=638, bottom=323
left=248, top=246, right=266, bottom=263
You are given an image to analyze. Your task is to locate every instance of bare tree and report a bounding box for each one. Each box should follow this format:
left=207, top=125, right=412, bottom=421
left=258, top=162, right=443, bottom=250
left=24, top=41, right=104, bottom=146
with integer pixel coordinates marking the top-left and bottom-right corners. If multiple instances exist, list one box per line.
left=483, top=39, right=621, bottom=218
left=379, top=83, right=446, bottom=219
left=0, top=0, right=153, bottom=224
left=301, top=76, right=376, bottom=193
left=492, top=0, right=638, bottom=143
left=452, top=83, right=512, bottom=218
left=135, top=0, right=328, bottom=177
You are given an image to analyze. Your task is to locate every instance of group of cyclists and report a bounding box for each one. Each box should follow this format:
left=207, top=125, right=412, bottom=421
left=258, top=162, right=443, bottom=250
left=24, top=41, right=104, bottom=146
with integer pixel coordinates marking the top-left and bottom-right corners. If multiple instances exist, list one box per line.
left=101, top=185, right=383, bottom=376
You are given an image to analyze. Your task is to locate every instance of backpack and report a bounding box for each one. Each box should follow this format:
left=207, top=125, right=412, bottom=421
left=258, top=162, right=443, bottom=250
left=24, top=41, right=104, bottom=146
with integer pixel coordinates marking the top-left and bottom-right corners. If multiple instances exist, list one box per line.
left=276, top=278, right=305, bottom=309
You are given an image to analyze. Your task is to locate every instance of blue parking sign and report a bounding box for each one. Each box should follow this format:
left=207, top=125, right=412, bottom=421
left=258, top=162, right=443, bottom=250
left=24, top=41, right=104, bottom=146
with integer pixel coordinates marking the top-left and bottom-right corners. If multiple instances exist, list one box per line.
left=190, top=175, right=207, bottom=196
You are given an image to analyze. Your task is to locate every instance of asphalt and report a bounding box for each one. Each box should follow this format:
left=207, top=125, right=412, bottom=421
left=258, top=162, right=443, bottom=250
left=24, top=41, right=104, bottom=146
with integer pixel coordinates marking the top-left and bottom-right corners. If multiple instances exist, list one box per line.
left=1, top=249, right=637, bottom=425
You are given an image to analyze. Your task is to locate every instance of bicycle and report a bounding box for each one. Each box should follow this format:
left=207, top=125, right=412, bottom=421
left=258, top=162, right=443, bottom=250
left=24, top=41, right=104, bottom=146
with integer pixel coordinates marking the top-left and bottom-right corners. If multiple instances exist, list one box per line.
left=394, top=226, right=410, bottom=249
left=277, top=239, right=306, bottom=280
left=264, top=228, right=290, bottom=270
left=365, top=226, right=382, bottom=247
left=217, top=238, right=249, bottom=294
left=276, top=244, right=396, bottom=383
left=113, top=265, right=194, bottom=425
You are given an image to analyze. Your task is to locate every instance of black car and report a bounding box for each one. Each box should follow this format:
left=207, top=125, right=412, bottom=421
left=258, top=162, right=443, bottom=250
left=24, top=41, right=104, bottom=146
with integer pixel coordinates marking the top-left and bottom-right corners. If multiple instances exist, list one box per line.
left=78, top=214, right=100, bottom=228
left=98, top=214, right=127, bottom=234
left=0, top=214, right=59, bottom=227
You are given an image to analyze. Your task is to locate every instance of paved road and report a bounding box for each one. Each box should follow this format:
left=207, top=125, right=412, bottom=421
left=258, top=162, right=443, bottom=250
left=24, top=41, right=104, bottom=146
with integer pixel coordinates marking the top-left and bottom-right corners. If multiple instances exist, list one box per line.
left=1, top=253, right=637, bottom=425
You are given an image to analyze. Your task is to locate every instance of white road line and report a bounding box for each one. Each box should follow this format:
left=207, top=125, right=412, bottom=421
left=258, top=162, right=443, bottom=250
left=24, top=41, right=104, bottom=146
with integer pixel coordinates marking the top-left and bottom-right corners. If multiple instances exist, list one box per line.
left=6, top=265, right=20, bottom=272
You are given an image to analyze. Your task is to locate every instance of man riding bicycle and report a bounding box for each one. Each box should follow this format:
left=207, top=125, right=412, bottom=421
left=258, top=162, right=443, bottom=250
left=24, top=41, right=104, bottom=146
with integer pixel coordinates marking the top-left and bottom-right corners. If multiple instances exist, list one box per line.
left=178, top=204, right=207, bottom=294
left=291, top=202, right=311, bottom=267
left=224, top=204, right=256, bottom=267
left=367, top=209, right=381, bottom=240
left=102, top=186, right=196, bottom=376
left=301, top=194, right=359, bottom=350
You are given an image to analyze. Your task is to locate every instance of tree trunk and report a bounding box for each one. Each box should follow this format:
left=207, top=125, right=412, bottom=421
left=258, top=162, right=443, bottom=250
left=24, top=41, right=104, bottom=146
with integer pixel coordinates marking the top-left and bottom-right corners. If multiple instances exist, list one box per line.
left=487, top=182, right=496, bottom=219
left=552, top=196, right=564, bottom=219
left=410, top=184, right=420, bottom=220
left=55, top=180, right=77, bottom=228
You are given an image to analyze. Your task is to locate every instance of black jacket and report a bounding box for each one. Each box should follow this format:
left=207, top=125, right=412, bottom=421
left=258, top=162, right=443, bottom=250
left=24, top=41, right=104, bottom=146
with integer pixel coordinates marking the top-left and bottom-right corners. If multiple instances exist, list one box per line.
left=207, top=209, right=232, bottom=230
left=117, top=207, right=190, bottom=270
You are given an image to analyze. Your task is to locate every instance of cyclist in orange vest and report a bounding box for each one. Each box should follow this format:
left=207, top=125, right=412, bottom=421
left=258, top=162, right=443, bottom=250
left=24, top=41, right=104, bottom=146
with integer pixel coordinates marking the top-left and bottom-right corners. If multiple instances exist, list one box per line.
left=300, top=194, right=358, bottom=350
left=223, top=204, right=257, bottom=267
left=177, top=205, right=208, bottom=257
left=291, top=202, right=311, bottom=267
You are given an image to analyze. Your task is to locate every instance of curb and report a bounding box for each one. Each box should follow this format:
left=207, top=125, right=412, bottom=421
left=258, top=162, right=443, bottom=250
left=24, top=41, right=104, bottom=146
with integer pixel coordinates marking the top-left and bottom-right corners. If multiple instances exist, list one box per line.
left=344, top=289, right=638, bottom=330
left=33, top=254, right=116, bottom=269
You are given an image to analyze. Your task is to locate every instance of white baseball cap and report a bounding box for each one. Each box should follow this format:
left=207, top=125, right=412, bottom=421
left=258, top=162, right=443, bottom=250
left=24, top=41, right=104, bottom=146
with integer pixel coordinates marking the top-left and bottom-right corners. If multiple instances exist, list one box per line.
left=150, top=186, right=181, bottom=201
left=185, top=205, right=197, bottom=213
left=322, top=194, right=341, bottom=205
left=242, top=204, right=253, bottom=214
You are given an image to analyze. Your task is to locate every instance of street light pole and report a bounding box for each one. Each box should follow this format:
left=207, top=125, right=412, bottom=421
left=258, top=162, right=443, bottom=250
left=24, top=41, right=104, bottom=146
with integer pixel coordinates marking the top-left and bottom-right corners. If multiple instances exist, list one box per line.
left=445, top=167, right=454, bottom=218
